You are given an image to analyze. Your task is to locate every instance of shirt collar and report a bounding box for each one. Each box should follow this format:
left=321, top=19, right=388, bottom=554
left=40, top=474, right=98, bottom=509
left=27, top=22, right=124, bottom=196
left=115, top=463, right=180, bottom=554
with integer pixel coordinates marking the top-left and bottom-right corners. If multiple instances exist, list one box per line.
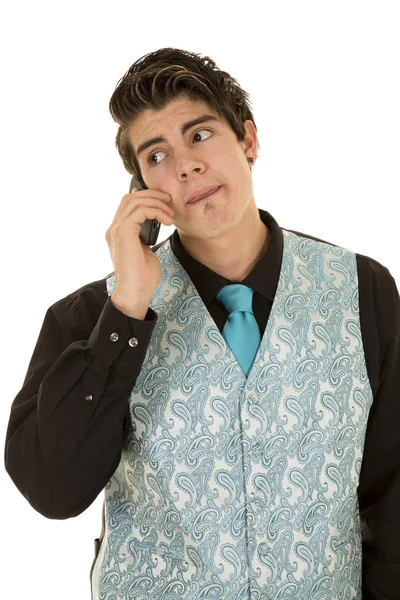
left=169, top=208, right=283, bottom=306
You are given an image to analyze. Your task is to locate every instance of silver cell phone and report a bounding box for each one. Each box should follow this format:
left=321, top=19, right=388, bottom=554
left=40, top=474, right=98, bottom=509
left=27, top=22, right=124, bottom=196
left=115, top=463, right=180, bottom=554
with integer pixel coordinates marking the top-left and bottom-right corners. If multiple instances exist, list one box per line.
left=129, top=177, right=161, bottom=246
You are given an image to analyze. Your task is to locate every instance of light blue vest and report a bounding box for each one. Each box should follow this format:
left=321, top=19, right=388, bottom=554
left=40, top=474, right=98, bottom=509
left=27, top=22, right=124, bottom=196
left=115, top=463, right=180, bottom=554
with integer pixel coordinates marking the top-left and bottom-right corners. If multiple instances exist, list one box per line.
left=91, top=228, right=373, bottom=600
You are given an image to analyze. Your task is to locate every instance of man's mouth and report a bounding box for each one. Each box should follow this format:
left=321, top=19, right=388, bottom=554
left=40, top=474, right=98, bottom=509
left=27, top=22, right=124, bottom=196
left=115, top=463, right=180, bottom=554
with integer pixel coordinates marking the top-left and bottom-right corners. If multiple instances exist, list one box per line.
left=187, top=186, right=222, bottom=204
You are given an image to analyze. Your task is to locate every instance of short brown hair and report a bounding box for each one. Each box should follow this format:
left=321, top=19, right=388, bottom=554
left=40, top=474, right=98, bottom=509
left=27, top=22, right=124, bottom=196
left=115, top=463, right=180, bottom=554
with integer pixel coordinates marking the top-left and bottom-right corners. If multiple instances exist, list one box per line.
left=109, top=47, right=260, bottom=188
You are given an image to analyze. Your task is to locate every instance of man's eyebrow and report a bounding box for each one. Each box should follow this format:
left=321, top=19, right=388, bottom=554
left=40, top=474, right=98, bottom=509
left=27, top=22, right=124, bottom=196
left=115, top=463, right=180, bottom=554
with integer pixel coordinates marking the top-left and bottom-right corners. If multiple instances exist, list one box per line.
left=135, top=115, right=220, bottom=158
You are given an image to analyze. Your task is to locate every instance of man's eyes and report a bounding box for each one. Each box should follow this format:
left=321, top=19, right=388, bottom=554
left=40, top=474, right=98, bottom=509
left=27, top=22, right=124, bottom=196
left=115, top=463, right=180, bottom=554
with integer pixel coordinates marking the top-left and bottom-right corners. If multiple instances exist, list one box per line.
left=147, top=129, right=213, bottom=166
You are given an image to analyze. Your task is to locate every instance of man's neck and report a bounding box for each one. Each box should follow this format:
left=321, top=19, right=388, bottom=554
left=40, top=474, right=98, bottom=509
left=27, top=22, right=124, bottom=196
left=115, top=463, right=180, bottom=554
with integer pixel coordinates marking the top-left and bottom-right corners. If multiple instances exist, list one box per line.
left=179, top=221, right=269, bottom=283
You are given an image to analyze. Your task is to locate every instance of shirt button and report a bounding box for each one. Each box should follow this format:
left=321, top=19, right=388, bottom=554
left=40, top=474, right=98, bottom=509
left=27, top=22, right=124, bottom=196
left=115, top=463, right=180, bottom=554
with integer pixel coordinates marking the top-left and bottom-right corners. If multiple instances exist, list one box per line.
left=85, top=394, right=93, bottom=402
left=259, top=542, right=270, bottom=553
left=128, top=337, right=138, bottom=347
left=110, top=332, right=119, bottom=342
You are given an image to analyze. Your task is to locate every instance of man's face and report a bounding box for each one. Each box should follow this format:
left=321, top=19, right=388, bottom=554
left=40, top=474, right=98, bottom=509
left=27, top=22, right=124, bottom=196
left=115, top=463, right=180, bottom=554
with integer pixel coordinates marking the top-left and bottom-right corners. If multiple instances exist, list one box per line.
left=127, top=95, right=257, bottom=236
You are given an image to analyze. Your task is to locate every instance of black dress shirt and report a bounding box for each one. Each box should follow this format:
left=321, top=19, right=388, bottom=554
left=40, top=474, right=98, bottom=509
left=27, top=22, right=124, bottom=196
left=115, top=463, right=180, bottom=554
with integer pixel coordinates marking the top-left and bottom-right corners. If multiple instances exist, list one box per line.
left=4, top=209, right=400, bottom=599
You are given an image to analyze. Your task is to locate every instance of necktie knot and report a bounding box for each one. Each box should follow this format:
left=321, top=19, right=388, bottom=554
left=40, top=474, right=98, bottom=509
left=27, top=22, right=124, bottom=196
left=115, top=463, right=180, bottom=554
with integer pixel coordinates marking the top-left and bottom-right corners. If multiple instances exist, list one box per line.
left=216, top=284, right=255, bottom=315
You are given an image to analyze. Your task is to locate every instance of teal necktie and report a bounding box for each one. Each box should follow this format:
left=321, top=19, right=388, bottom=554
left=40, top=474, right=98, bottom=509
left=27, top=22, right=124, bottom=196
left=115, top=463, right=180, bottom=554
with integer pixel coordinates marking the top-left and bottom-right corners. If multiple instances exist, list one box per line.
left=216, top=284, right=261, bottom=377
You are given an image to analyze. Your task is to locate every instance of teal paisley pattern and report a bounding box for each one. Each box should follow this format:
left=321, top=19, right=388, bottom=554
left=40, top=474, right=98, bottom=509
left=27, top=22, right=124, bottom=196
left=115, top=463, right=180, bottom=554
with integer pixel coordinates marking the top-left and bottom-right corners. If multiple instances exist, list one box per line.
left=91, top=229, right=373, bottom=600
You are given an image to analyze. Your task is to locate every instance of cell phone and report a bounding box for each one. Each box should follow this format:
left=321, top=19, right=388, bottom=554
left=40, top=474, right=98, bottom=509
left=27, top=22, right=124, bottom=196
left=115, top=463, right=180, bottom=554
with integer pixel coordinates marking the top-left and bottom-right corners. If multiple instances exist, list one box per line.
left=129, top=176, right=161, bottom=246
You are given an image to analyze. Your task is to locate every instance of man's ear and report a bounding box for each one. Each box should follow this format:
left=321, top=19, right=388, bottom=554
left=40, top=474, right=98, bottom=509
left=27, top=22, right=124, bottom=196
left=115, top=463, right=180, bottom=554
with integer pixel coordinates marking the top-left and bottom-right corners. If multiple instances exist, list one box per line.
left=241, top=120, right=258, bottom=165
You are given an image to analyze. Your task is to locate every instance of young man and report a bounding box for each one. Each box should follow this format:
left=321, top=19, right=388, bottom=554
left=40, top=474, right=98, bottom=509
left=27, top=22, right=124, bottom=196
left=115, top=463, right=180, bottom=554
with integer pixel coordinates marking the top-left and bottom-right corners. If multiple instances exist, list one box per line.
left=5, top=48, right=400, bottom=600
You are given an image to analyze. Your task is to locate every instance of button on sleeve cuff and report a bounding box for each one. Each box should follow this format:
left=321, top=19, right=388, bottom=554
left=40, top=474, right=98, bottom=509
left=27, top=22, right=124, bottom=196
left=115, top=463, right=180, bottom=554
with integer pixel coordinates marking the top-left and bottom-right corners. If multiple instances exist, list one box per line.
left=88, top=296, right=157, bottom=370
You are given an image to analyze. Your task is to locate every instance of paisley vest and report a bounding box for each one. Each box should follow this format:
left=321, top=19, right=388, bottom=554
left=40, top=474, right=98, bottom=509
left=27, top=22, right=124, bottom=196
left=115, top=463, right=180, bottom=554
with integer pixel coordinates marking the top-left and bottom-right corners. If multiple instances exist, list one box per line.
left=91, top=228, right=374, bottom=600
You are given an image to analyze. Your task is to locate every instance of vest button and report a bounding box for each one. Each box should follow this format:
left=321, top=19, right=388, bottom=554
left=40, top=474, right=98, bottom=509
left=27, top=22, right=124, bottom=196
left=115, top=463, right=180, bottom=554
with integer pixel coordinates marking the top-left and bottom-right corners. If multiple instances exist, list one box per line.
left=85, top=394, right=93, bottom=402
left=258, top=541, right=270, bottom=553
left=128, top=337, right=138, bottom=347
left=110, top=332, right=119, bottom=342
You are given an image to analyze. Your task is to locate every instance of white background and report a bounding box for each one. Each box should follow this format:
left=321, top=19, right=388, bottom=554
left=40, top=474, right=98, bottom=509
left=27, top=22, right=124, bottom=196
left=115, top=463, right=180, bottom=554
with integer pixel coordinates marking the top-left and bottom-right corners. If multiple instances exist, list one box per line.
left=1, top=1, right=399, bottom=598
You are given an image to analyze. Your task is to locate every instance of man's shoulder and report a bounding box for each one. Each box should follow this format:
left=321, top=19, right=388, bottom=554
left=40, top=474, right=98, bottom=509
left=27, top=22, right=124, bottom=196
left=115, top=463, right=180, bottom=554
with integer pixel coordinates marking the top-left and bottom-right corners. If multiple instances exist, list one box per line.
left=284, top=226, right=391, bottom=279
left=48, top=237, right=172, bottom=316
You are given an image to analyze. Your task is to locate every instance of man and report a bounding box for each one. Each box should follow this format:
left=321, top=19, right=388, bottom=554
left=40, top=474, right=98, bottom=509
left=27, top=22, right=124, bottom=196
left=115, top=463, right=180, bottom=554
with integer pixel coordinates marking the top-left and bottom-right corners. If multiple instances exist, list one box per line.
left=4, top=47, right=400, bottom=600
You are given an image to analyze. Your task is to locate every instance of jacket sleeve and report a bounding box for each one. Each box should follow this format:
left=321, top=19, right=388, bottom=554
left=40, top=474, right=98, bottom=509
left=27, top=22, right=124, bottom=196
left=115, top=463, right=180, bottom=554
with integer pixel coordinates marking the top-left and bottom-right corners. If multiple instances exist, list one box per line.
left=4, top=292, right=157, bottom=520
left=358, top=268, right=400, bottom=599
